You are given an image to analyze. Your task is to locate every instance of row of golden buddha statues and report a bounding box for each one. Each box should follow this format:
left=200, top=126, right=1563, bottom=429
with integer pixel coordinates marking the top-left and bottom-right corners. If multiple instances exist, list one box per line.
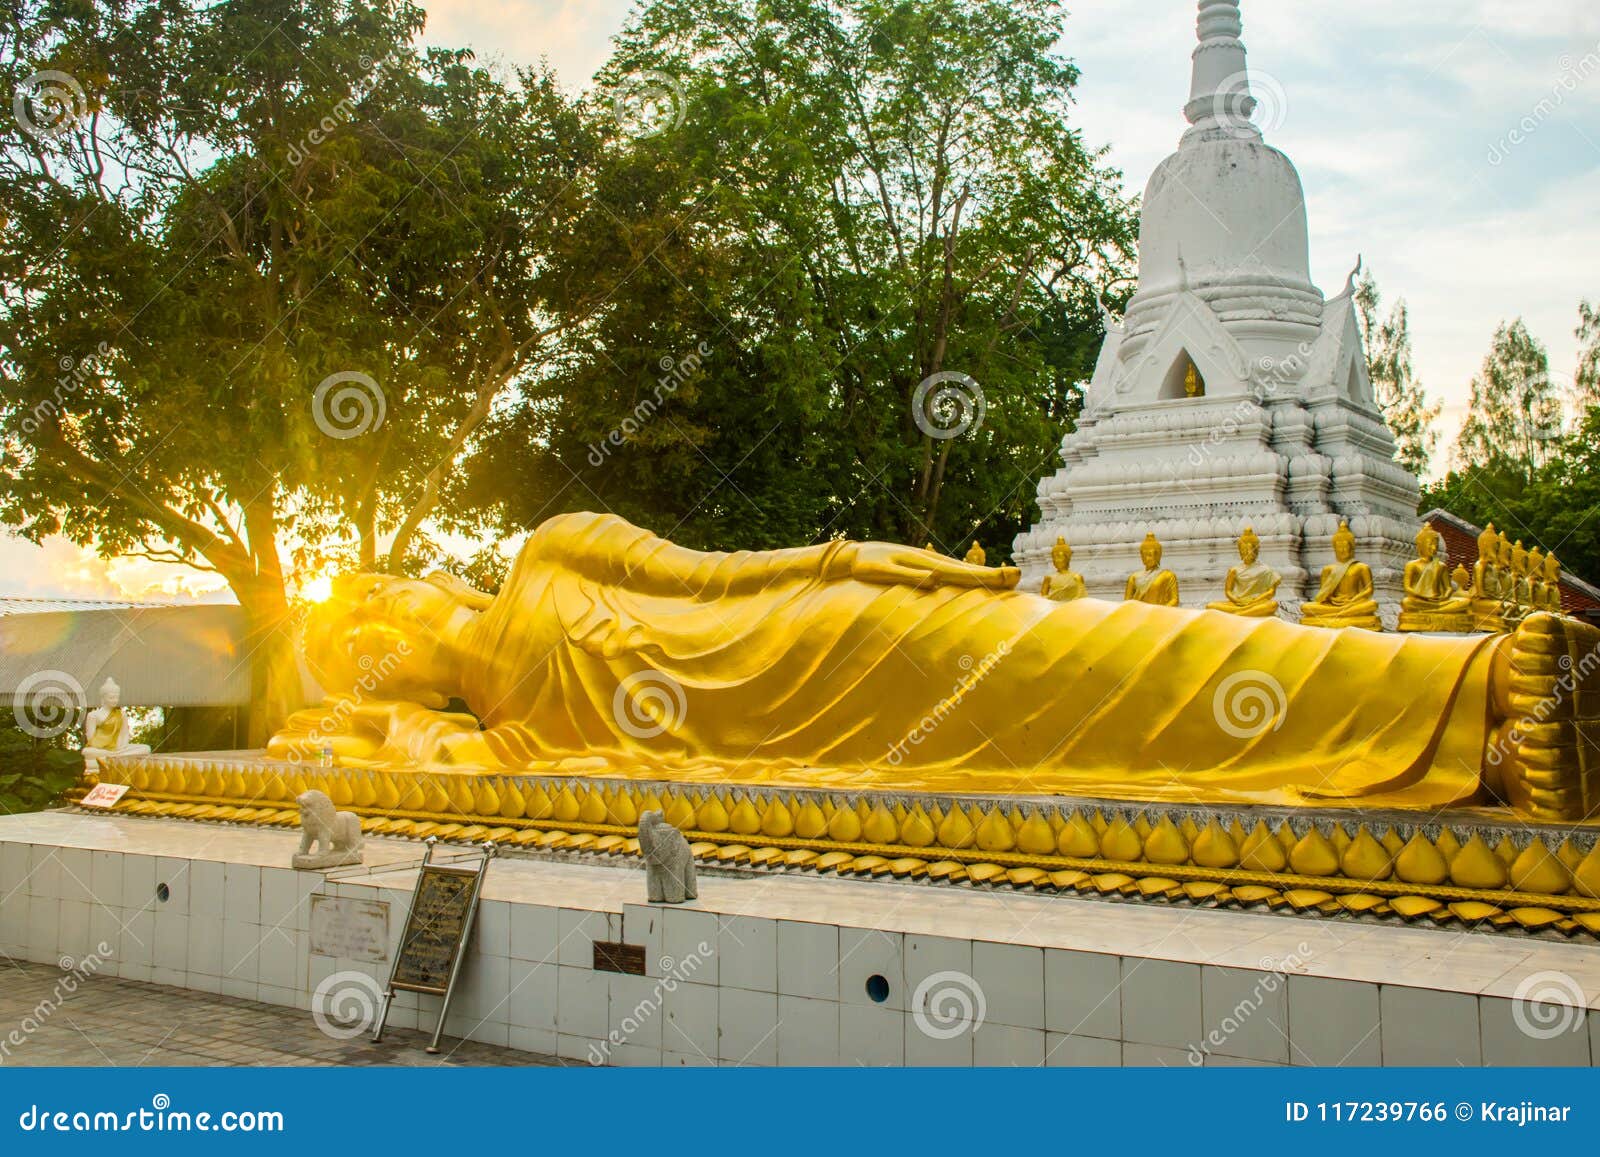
left=958, top=521, right=1564, bottom=634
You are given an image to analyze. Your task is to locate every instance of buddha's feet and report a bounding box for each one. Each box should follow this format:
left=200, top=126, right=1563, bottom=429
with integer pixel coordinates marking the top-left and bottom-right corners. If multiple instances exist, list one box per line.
left=1496, top=613, right=1600, bottom=820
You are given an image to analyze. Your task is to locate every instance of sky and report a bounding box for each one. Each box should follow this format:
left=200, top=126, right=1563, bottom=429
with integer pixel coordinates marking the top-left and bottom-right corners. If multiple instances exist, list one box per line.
left=5, top=0, right=1599, bottom=599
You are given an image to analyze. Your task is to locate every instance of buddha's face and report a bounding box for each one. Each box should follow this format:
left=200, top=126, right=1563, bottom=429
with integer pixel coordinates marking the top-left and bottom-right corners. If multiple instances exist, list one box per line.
left=304, top=575, right=471, bottom=705
left=103, top=685, right=120, bottom=709
left=1333, top=536, right=1355, bottom=563
left=1417, top=533, right=1437, bottom=561
left=1239, top=539, right=1259, bottom=565
left=1052, top=542, right=1071, bottom=571
left=1140, top=541, right=1161, bottom=569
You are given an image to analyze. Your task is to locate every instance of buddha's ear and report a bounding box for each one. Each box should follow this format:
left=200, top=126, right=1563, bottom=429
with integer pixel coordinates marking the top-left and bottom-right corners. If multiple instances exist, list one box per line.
left=425, top=571, right=494, bottom=610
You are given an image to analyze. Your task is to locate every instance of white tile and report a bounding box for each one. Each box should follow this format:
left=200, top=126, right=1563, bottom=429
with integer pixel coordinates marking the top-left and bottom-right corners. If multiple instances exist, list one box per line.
left=663, top=981, right=718, bottom=1060
left=119, top=854, right=156, bottom=913
left=1123, top=1043, right=1194, bottom=1067
left=506, top=960, right=558, bottom=1030
left=1045, top=949, right=1121, bottom=1040
left=189, top=859, right=224, bottom=920
left=89, top=851, right=122, bottom=909
left=154, top=857, right=189, bottom=914
left=456, top=952, right=510, bottom=1022
left=258, top=868, right=302, bottom=930
left=778, top=920, right=838, bottom=1000
left=777, top=995, right=839, bottom=1064
left=1200, top=966, right=1290, bottom=1064
left=220, top=976, right=256, bottom=1000
left=838, top=927, right=905, bottom=1010
left=718, top=915, right=777, bottom=992
left=28, top=847, right=61, bottom=900
left=0, top=842, right=29, bottom=897
left=718, top=988, right=778, bottom=1064
left=256, top=983, right=297, bottom=1009
left=56, top=900, right=91, bottom=962
left=973, top=941, right=1044, bottom=1030
left=510, top=903, right=558, bottom=963
left=1120, top=958, right=1200, bottom=1049
left=187, top=969, right=222, bottom=995
left=1480, top=996, right=1589, bottom=1066
left=607, top=1042, right=662, bottom=1067
left=56, top=849, right=92, bottom=903
left=906, top=935, right=972, bottom=999
left=475, top=900, right=511, bottom=958
left=557, top=1034, right=604, bottom=1064
left=1380, top=986, right=1481, bottom=1066
left=1287, top=975, right=1381, bottom=1066
left=221, top=920, right=261, bottom=983
left=222, top=863, right=260, bottom=924
left=662, top=1050, right=715, bottom=1067
left=663, top=908, right=719, bottom=985
left=974, top=1022, right=1046, bottom=1067
left=26, top=895, right=58, bottom=960
left=556, top=965, right=610, bottom=1038
left=838, top=1001, right=904, bottom=1065
left=256, top=926, right=303, bottom=990
left=508, top=1025, right=558, bottom=1057
left=0, top=888, right=25, bottom=955
left=1046, top=1032, right=1121, bottom=1066
left=905, top=1014, right=975, bottom=1066
left=557, top=908, right=613, bottom=968
left=119, top=962, right=152, bottom=984
left=187, top=914, right=222, bottom=978
left=610, top=974, right=667, bottom=1050
left=1204, top=1053, right=1284, bottom=1067
left=120, top=909, right=155, bottom=967
left=622, top=904, right=665, bottom=977
left=153, top=910, right=187, bottom=973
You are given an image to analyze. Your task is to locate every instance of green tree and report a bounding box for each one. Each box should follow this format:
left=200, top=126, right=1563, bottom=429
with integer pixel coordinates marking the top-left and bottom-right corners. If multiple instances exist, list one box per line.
left=1354, top=269, right=1438, bottom=475
left=1576, top=299, right=1600, bottom=412
left=471, top=0, right=1137, bottom=556
left=1452, top=318, right=1563, bottom=477
left=0, top=0, right=596, bottom=740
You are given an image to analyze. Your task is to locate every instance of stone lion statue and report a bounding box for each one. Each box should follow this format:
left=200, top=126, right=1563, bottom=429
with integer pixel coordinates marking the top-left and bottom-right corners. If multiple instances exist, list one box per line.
left=293, top=789, right=364, bottom=869
left=638, top=810, right=696, bottom=903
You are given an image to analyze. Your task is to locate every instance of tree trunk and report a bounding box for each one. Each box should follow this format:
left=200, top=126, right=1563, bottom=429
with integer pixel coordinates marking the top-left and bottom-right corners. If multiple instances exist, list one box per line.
left=236, top=580, right=303, bottom=748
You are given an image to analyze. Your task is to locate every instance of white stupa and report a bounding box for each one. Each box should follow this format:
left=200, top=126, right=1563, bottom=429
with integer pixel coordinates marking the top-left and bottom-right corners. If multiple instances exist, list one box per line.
left=1014, top=0, right=1419, bottom=623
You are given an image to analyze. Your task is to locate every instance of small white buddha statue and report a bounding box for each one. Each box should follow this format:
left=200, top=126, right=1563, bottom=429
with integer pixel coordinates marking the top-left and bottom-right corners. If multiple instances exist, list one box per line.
left=81, top=677, right=151, bottom=775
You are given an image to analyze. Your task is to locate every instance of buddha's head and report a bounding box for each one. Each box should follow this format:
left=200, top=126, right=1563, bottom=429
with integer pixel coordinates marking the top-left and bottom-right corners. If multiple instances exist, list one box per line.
left=1414, top=525, right=1440, bottom=562
left=1139, top=533, right=1162, bottom=570
left=1499, top=534, right=1513, bottom=567
left=1237, top=527, right=1260, bottom=565
left=1529, top=546, right=1546, bottom=578
left=1547, top=554, right=1561, bottom=582
left=1513, top=540, right=1529, bottom=575
left=100, top=677, right=120, bottom=710
left=303, top=572, right=491, bottom=705
left=1051, top=536, right=1072, bottom=572
left=1332, top=521, right=1357, bottom=564
left=1478, top=522, right=1499, bottom=564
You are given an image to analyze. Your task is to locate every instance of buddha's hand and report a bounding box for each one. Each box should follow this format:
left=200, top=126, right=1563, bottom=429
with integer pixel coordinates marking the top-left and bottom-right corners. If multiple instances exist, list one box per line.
left=849, top=543, right=1020, bottom=591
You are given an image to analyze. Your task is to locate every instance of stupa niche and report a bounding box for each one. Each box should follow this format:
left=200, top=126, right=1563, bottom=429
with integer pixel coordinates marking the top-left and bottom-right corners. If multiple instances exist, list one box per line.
left=1014, top=0, right=1420, bottom=624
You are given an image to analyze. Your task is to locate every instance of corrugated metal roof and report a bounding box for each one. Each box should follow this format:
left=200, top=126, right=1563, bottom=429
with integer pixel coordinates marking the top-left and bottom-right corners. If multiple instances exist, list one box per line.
left=0, top=604, right=253, bottom=707
left=0, top=596, right=183, bottom=616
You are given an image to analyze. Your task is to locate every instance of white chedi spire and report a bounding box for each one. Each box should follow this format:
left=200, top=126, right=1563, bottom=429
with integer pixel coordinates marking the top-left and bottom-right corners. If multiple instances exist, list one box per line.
left=1184, top=0, right=1259, bottom=142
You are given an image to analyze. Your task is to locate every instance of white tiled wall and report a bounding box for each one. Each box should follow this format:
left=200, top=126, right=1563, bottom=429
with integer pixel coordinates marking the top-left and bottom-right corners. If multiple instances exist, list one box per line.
left=4, top=832, right=1600, bottom=1067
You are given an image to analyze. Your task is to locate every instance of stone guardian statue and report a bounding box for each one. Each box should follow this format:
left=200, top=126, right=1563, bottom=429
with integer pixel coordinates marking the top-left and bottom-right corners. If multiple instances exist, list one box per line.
left=638, top=810, right=697, bottom=903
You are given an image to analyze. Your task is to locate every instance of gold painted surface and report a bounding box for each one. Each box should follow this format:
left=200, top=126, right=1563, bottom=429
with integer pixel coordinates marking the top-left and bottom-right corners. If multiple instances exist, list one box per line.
left=1206, top=526, right=1280, bottom=618
left=255, top=513, right=1600, bottom=819
left=1123, top=531, right=1180, bottom=607
left=1301, top=521, right=1381, bottom=631
left=1398, top=525, right=1473, bottom=633
left=1039, top=537, right=1087, bottom=603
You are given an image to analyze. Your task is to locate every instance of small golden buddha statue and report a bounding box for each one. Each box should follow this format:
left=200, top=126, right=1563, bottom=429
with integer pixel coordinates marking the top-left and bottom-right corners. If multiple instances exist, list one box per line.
left=1039, top=536, right=1088, bottom=602
left=1207, top=526, right=1280, bottom=618
left=1542, top=555, right=1564, bottom=614
left=1511, top=540, right=1533, bottom=609
left=1300, top=520, right=1381, bottom=631
left=1471, top=523, right=1506, bottom=632
left=1398, top=525, right=1473, bottom=632
left=965, top=541, right=987, bottom=567
left=1496, top=534, right=1525, bottom=626
left=1124, top=532, right=1180, bottom=606
left=1183, top=362, right=1204, bottom=398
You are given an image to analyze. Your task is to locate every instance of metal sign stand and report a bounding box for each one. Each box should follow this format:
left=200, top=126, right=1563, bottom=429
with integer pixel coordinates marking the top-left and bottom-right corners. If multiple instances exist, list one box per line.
left=372, top=836, right=498, bottom=1054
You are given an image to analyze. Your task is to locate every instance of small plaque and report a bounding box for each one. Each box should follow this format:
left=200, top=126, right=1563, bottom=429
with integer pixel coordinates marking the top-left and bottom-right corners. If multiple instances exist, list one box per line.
left=80, top=783, right=129, bottom=809
left=390, top=865, right=479, bottom=995
left=593, top=941, right=647, bottom=976
left=309, top=895, right=391, bottom=963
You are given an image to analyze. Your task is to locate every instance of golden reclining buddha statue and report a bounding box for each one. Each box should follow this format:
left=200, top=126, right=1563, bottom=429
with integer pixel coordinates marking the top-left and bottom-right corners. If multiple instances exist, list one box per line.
left=270, top=513, right=1600, bottom=823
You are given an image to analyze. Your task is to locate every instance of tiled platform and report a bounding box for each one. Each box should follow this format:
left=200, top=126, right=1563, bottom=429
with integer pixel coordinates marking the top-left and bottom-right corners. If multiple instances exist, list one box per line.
left=0, top=958, right=556, bottom=1066
left=4, top=810, right=1600, bottom=1066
